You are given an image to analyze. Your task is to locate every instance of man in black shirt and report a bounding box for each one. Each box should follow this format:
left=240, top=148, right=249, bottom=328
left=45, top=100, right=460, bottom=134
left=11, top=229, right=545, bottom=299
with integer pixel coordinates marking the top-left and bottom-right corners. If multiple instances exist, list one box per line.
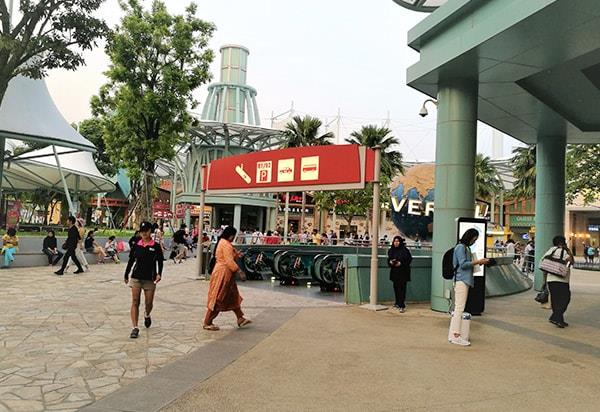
left=42, top=230, right=64, bottom=265
left=124, top=221, right=164, bottom=339
left=55, top=216, right=84, bottom=275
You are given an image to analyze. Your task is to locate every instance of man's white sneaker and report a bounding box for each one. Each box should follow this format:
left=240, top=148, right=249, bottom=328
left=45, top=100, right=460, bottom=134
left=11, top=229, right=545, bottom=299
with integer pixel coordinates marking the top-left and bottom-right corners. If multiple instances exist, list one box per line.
left=449, top=337, right=471, bottom=346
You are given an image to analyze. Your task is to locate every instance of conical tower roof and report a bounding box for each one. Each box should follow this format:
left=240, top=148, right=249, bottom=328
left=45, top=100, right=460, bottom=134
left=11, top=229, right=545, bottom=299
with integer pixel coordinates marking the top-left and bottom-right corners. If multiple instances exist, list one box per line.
left=0, top=76, right=96, bottom=151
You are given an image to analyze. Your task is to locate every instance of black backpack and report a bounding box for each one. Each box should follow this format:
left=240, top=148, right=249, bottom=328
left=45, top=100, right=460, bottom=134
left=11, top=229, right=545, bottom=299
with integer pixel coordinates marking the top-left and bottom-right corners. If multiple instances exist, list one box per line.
left=442, top=245, right=458, bottom=280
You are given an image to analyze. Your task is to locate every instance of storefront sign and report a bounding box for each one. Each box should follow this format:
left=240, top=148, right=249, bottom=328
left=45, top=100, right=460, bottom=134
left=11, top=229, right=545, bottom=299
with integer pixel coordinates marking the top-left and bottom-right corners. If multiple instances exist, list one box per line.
left=205, top=145, right=375, bottom=194
left=509, top=215, right=535, bottom=227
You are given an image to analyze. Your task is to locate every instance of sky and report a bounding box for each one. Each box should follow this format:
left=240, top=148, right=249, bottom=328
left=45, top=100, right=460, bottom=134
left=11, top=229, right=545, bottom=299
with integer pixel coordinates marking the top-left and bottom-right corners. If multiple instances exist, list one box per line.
left=44, top=0, right=522, bottom=162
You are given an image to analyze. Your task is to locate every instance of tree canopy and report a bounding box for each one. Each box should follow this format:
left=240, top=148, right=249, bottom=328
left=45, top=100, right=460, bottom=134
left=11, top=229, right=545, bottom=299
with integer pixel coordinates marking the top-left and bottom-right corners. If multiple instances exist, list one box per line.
left=475, top=153, right=502, bottom=200
left=0, top=0, right=107, bottom=105
left=92, top=0, right=215, bottom=220
left=282, top=115, right=334, bottom=148
left=345, top=125, right=404, bottom=181
left=510, top=145, right=536, bottom=200
left=76, top=118, right=118, bottom=177
left=566, top=144, right=600, bottom=204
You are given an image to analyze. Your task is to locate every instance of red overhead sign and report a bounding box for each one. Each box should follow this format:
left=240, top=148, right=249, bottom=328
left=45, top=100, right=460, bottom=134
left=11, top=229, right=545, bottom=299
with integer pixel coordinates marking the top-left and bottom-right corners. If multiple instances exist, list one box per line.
left=204, top=145, right=375, bottom=194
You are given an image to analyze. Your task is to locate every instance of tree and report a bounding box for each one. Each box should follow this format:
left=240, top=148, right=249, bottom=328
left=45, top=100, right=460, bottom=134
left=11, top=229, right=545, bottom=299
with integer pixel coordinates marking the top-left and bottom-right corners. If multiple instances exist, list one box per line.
left=345, top=125, right=404, bottom=181
left=92, top=0, right=215, bottom=221
left=510, top=145, right=536, bottom=200
left=313, top=189, right=372, bottom=230
left=76, top=118, right=118, bottom=177
left=566, top=144, right=600, bottom=204
left=475, top=153, right=502, bottom=200
left=282, top=115, right=334, bottom=148
left=0, top=0, right=107, bottom=106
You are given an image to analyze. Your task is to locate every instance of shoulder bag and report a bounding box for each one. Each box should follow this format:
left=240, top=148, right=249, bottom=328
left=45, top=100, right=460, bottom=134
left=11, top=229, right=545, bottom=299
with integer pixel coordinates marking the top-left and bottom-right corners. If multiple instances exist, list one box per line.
left=539, top=247, right=569, bottom=277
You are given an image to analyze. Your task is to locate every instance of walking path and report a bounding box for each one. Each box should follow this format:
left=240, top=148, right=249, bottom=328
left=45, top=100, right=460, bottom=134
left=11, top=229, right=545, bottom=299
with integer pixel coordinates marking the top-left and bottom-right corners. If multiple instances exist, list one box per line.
left=2, top=262, right=600, bottom=411
left=0, top=260, right=341, bottom=412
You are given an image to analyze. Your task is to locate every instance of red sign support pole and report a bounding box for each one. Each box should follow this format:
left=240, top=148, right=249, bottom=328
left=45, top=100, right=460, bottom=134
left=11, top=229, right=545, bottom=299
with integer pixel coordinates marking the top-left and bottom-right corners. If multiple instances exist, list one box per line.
left=197, top=164, right=207, bottom=279
left=362, top=146, right=387, bottom=311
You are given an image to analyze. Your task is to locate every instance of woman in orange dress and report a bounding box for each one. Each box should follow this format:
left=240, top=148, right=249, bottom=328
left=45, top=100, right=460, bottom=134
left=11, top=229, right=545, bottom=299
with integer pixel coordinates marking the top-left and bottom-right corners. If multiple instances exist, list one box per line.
left=203, top=226, right=252, bottom=331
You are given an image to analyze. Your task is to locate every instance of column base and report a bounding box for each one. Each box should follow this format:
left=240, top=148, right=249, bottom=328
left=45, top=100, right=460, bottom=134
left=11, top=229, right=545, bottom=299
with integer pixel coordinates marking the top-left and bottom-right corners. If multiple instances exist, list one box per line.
left=360, top=303, right=388, bottom=311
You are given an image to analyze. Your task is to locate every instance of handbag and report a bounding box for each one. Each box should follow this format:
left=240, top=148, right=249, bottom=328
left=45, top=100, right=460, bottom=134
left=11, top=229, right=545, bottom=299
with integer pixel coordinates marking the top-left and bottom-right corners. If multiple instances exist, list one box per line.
left=539, top=247, right=569, bottom=277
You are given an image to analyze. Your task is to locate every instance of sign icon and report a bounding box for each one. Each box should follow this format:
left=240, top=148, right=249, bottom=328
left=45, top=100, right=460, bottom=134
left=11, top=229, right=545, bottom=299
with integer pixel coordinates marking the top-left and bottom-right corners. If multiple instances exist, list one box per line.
left=235, top=164, right=252, bottom=184
left=277, top=159, right=295, bottom=182
left=256, top=161, right=272, bottom=184
left=300, top=156, right=319, bottom=181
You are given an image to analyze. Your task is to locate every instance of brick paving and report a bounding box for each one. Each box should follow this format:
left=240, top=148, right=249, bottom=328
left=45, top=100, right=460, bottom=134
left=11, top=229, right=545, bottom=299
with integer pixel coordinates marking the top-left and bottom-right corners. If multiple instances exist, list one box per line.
left=0, top=260, right=341, bottom=412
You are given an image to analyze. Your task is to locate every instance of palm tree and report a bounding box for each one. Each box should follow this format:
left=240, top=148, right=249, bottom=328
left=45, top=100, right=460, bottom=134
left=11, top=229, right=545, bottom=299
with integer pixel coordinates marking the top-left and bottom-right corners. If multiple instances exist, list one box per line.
left=345, top=125, right=404, bottom=180
left=282, top=115, right=334, bottom=235
left=510, top=145, right=536, bottom=199
left=475, top=154, right=503, bottom=200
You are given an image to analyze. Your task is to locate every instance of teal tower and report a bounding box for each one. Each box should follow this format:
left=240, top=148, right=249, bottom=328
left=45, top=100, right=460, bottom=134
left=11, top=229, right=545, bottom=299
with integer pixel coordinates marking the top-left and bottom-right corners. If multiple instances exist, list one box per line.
left=201, top=45, right=261, bottom=125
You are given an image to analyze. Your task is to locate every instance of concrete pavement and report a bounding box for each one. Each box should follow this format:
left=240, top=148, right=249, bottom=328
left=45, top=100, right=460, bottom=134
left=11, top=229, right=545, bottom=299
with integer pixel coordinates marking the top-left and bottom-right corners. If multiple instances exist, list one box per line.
left=162, top=269, right=600, bottom=412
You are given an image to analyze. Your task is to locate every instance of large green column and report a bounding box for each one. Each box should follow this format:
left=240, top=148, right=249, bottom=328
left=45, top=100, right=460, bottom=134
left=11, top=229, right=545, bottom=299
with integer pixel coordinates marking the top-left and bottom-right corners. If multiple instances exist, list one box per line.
left=534, top=135, right=566, bottom=290
left=431, top=79, right=478, bottom=312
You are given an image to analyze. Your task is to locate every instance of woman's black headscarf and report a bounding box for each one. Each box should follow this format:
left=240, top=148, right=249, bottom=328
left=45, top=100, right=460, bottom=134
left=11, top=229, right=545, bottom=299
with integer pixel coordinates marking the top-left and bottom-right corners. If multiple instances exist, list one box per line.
left=388, top=236, right=406, bottom=260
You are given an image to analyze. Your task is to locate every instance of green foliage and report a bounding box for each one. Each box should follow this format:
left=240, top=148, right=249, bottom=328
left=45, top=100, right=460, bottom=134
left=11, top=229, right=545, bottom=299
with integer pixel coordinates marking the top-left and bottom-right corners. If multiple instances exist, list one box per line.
left=565, top=144, right=600, bottom=204
left=475, top=153, right=502, bottom=200
left=313, top=188, right=373, bottom=228
left=282, top=115, right=334, bottom=148
left=76, top=118, right=118, bottom=177
left=510, top=145, right=536, bottom=200
left=0, top=0, right=108, bottom=104
left=345, top=125, right=404, bottom=180
left=91, top=0, right=215, bottom=176
left=91, top=0, right=215, bottom=219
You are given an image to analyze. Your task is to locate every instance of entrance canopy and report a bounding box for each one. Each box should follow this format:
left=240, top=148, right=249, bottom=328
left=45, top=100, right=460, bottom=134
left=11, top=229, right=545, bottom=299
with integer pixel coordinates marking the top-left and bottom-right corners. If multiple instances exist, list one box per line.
left=405, top=0, right=600, bottom=144
left=0, top=76, right=96, bottom=151
left=3, top=144, right=115, bottom=193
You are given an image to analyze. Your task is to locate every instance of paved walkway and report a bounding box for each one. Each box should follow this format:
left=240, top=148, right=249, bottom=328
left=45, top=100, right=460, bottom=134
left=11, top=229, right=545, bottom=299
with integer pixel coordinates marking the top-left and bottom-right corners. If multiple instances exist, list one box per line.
left=2, top=263, right=600, bottom=411
left=161, top=269, right=600, bottom=412
left=0, top=260, right=341, bottom=412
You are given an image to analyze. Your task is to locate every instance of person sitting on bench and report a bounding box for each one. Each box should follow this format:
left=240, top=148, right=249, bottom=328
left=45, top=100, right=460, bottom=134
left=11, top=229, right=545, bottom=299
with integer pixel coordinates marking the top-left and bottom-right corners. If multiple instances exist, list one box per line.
left=42, top=230, right=63, bottom=266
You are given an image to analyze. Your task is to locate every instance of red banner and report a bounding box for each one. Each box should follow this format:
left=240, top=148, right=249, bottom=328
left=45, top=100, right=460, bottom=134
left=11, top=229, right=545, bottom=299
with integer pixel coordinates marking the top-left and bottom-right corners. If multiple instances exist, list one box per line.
left=205, top=144, right=375, bottom=194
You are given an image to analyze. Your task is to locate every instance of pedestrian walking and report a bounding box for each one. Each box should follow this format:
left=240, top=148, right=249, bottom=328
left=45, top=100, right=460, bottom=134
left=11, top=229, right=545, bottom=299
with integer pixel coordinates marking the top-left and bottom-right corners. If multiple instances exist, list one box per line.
left=66, top=220, right=89, bottom=272
left=541, top=236, right=574, bottom=328
left=449, top=228, right=489, bottom=346
left=55, top=216, right=84, bottom=275
left=388, top=236, right=413, bottom=312
left=124, top=222, right=164, bottom=339
left=203, top=226, right=252, bottom=331
left=42, top=230, right=63, bottom=266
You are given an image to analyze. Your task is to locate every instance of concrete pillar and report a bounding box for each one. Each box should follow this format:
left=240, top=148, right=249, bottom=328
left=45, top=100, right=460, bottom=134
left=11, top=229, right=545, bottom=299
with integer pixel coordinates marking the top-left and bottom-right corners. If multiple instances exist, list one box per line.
left=431, top=79, right=478, bottom=312
left=534, top=135, right=566, bottom=290
left=233, top=204, right=242, bottom=230
left=269, top=207, right=277, bottom=231
left=257, top=207, right=265, bottom=232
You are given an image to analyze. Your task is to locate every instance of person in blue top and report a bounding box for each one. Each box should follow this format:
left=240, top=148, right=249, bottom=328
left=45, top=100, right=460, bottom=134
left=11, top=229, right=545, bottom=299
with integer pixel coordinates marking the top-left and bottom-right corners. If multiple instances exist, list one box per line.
left=449, top=228, right=489, bottom=346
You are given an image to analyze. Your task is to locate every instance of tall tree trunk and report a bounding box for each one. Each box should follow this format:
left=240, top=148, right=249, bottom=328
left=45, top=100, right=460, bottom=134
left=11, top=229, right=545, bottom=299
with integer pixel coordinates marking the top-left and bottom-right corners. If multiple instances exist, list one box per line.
left=300, top=192, right=306, bottom=232
left=133, top=172, right=154, bottom=225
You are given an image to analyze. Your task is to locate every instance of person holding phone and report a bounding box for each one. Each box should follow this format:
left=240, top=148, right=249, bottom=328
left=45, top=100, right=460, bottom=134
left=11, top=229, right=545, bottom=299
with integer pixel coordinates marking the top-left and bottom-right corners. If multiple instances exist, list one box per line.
left=449, top=228, right=490, bottom=346
left=388, top=236, right=413, bottom=312
left=124, top=221, right=164, bottom=339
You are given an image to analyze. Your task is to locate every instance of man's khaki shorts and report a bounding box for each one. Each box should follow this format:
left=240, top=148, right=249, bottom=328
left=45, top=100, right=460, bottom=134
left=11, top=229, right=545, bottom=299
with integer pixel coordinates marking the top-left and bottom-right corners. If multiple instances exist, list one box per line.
left=129, top=278, right=156, bottom=291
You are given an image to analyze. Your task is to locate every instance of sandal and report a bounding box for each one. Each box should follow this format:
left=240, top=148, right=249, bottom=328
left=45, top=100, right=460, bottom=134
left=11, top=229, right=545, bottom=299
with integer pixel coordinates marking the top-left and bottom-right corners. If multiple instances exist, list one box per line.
left=203, top=324, right=220, bottom=331
left=237, top=318, right=252, bottom=328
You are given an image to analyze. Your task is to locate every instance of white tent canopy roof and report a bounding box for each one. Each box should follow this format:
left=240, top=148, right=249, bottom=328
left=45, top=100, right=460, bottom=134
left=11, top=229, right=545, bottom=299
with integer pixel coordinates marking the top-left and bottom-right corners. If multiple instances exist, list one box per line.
left=3, top=143, right=115, bottom=193
left=0, top=76, right=96, bottom=151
